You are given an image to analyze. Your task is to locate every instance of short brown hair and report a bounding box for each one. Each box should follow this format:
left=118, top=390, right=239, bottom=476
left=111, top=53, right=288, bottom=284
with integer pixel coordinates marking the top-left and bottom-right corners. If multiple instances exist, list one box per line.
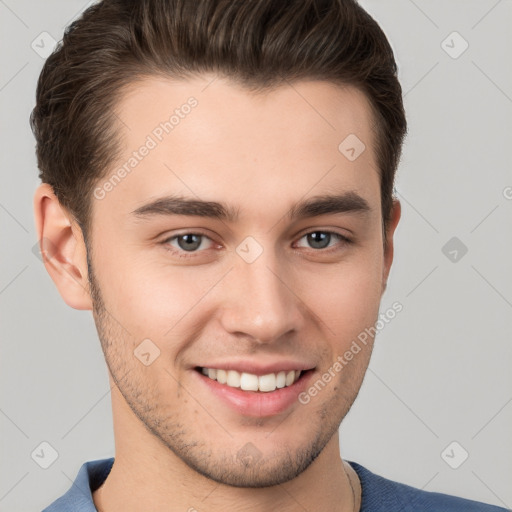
left=30, top=0, right=406, bottom=239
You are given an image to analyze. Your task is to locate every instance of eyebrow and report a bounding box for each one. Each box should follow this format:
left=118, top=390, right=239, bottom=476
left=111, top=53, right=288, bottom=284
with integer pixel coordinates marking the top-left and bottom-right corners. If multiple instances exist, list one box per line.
left=130, top=191, right=371, bottom=222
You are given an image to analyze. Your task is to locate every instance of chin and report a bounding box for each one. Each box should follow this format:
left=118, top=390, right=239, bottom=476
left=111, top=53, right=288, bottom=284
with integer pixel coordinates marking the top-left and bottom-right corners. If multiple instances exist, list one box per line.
left=162, top=426, right=334, bottom=488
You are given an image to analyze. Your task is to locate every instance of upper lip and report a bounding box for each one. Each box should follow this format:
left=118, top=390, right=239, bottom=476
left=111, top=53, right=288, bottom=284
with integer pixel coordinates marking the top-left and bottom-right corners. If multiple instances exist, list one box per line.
left=195, top=360, right=316, bottom=376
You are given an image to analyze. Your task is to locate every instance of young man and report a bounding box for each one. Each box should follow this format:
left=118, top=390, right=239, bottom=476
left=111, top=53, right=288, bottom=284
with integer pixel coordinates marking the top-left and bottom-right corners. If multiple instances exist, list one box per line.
left=31, top=1, right=507, bottom=511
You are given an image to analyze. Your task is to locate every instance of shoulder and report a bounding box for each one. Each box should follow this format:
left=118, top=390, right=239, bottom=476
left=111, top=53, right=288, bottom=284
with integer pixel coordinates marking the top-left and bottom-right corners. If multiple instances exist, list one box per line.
left=349, top=461, right=510, bottom=512
left=42, top=458, right=114, bottom=512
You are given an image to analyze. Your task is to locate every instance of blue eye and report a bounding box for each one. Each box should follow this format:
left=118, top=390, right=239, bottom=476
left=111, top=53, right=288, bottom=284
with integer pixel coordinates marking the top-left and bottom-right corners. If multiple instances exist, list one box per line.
left=296, top=231, right=351, bottom=250
left=161, top=229, right=351, bottom=260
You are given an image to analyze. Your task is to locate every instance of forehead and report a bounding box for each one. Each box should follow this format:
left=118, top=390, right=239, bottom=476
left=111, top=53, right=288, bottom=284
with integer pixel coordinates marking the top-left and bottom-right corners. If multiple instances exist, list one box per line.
left=93, top=75, right=380, bottom=225
left=115, top=75, right=377, bottom=151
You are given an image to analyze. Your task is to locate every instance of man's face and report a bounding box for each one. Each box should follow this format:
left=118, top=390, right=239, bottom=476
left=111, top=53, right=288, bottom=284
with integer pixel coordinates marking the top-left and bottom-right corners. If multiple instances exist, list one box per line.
left=87, top=76, right=396, bottom=487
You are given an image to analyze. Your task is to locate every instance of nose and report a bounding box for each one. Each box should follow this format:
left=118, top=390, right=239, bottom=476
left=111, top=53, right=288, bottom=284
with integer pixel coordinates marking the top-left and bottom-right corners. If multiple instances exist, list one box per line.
left=218, top=249, right=305, bottom=344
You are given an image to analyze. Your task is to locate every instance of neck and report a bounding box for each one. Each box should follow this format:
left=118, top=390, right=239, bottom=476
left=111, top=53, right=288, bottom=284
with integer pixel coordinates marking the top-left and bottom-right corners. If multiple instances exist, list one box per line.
left=93, top=385, right=360, bottom=512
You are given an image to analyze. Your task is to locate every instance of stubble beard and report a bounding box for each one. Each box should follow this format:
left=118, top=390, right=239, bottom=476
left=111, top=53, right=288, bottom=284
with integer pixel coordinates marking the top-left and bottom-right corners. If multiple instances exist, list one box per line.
left=85, top=250, right=366, bottom=488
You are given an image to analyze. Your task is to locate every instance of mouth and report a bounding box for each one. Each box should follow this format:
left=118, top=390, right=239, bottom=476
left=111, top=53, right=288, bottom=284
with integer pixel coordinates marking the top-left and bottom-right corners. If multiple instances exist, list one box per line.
left=193, top=364, right=316, bottom=417
left=195, top=366, right=308, bottom=393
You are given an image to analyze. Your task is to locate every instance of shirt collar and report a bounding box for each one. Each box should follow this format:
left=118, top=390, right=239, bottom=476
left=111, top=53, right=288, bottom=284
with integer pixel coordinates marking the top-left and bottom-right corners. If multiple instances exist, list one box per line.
left=43, top=458, right=114, bottom=511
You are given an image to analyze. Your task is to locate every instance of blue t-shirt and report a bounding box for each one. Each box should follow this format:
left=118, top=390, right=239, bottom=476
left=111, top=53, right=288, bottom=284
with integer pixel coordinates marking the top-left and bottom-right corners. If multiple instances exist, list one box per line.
left=42, top=457, right=509, bottom=511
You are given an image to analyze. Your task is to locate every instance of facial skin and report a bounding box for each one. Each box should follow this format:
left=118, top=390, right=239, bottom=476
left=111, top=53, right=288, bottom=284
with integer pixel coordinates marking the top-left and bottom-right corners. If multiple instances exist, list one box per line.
left=34, top=75, right=400, bottom=511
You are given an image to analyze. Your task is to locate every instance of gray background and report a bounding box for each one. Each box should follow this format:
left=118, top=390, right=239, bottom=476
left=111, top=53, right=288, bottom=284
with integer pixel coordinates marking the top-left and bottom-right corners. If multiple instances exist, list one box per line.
left=1, top=0, right=511, bottom=510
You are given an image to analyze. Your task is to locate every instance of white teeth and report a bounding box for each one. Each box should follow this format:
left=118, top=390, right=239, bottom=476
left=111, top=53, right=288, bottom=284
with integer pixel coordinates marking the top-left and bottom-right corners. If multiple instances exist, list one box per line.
left=258, top=373, right=276, bottom=392
left=216, top=369, right=227, bottom=384
left=240, top=372, right=259, bottom=391
left=200, top=367, right=303, bottom=392
left=226, top=370, right=241, bottom=388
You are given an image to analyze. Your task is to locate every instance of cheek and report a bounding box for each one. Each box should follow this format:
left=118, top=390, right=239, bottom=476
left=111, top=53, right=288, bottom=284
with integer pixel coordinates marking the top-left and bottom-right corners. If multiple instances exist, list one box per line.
left=94, top=252, right=221, bottom=338
left=298, top=254, right=384, bottom=341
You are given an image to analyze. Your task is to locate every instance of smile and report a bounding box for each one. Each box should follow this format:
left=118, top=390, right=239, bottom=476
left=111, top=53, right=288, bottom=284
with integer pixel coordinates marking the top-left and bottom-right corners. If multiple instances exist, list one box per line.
left=199, top=367, right=302, bottom=392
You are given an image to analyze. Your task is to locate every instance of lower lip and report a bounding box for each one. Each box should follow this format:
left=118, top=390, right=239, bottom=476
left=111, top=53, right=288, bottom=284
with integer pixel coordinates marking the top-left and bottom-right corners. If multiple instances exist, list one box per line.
left=194, top=369, right=315, bottom=417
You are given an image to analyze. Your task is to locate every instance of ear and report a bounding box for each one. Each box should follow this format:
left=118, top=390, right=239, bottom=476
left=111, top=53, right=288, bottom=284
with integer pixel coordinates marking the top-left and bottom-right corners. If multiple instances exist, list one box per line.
left=381, top=198, right=401, bottom=295
left=33, top=183, right=93, bottom=310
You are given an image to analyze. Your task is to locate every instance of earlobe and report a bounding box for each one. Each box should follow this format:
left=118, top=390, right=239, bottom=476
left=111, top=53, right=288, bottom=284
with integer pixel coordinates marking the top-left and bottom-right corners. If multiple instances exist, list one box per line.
left=33, top=183, right=93, bottom=310
left=381, top=199, right=401, bottom=294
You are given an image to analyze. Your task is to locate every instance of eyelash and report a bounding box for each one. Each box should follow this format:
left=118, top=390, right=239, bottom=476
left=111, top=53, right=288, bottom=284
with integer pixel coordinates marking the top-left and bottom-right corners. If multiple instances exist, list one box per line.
left=160, top=230, right=352, bottom=259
